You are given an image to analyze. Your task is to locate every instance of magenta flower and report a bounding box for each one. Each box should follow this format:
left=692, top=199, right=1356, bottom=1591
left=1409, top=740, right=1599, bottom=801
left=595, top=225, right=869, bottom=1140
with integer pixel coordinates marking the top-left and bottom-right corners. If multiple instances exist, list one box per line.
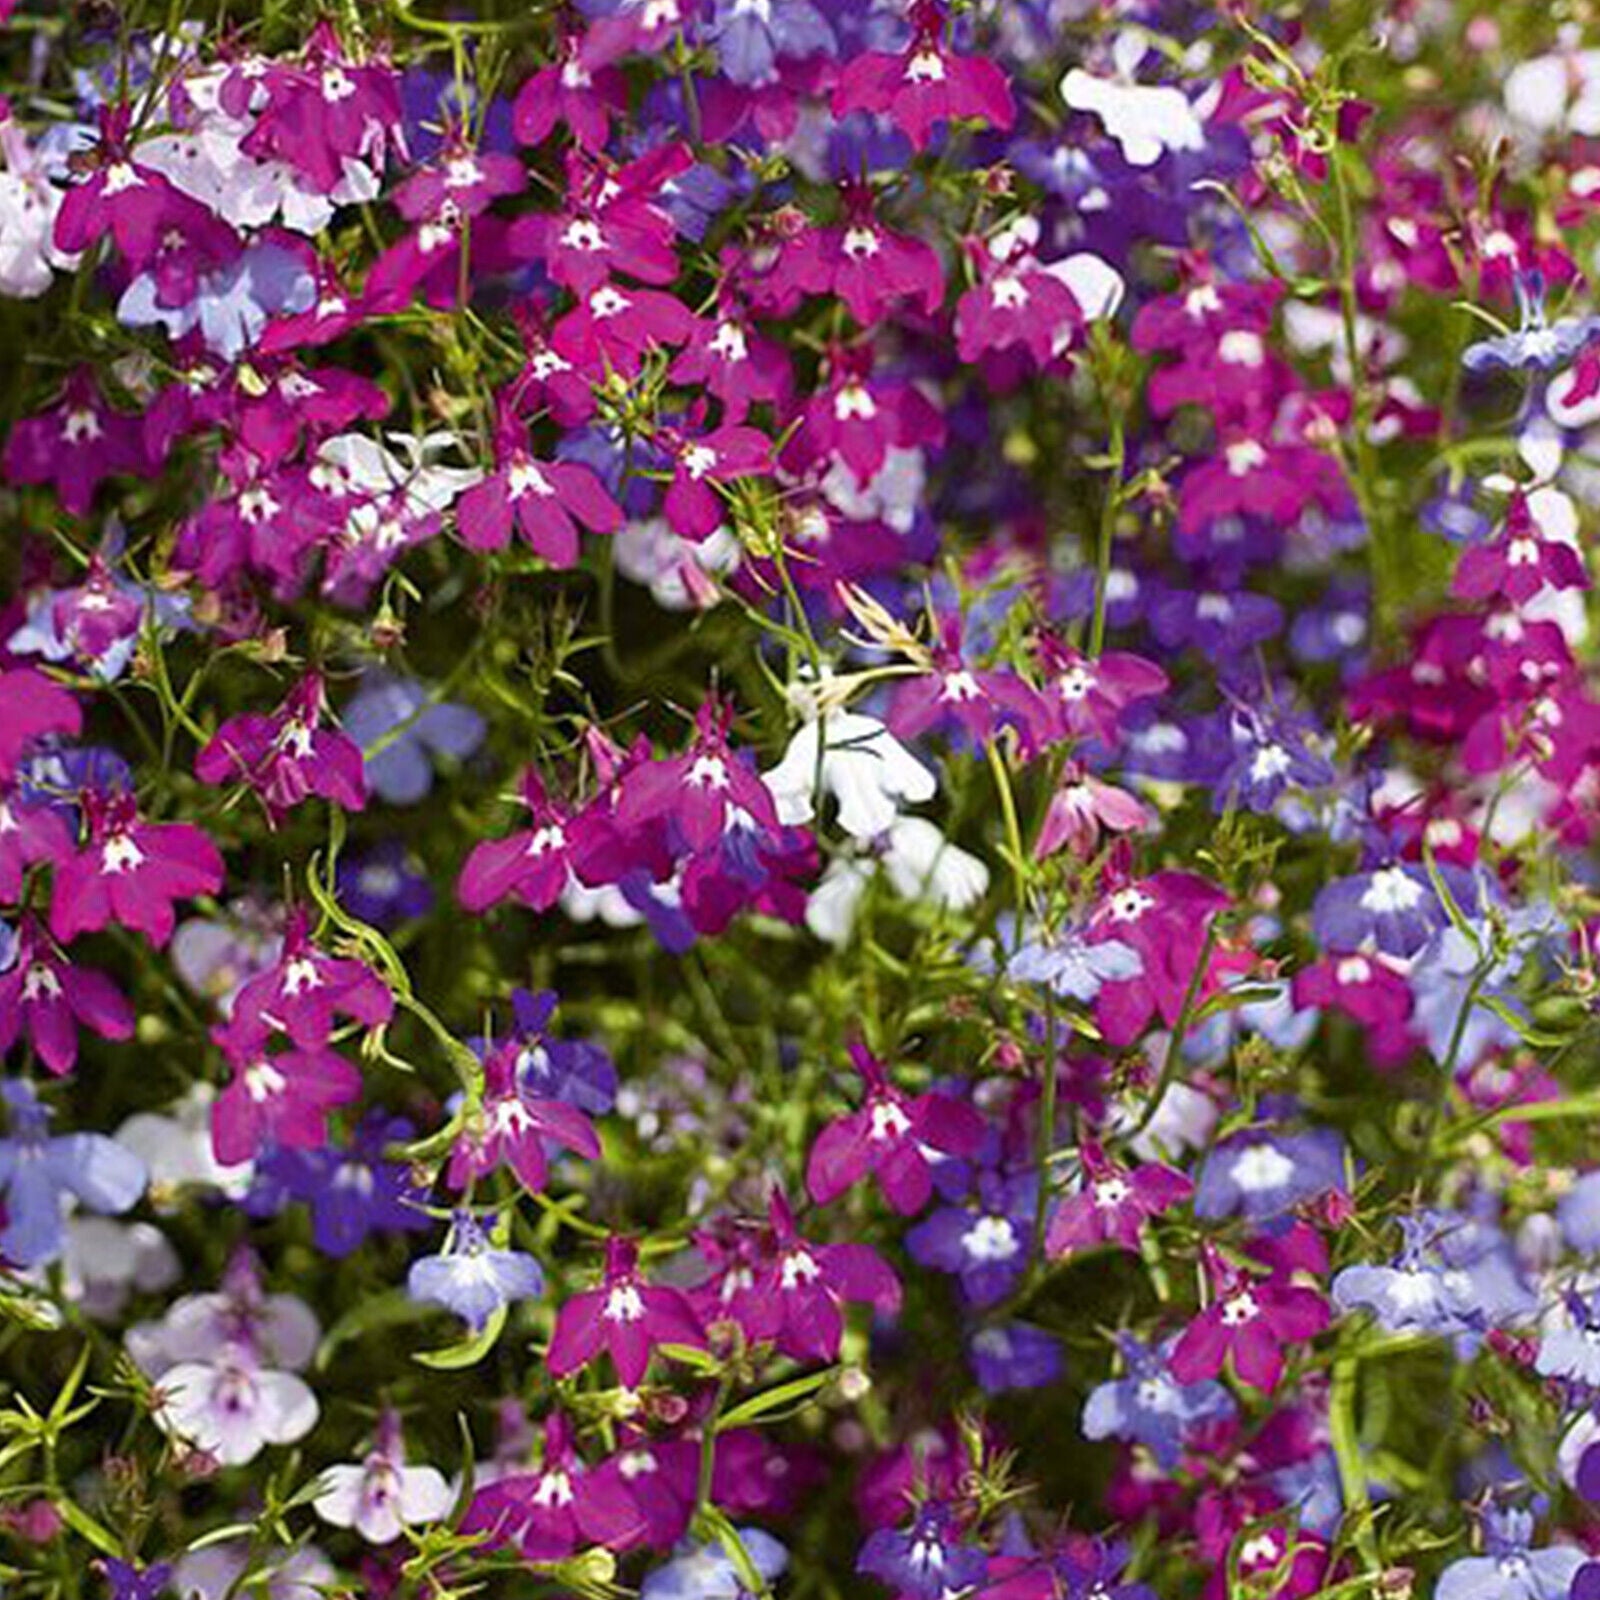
left=50, top=790, right=224, bottom=949
left=1030, top=638, right=1168, bottom=750
left=955, top=233, right=1084, bottom=367
left=0, top=669, right=80, bottom=784
left=1046, top=1142, right=1192, bottom=1258
left=887, top=614, right=1043, bottom=749
left=703, top=1191, right=902, bottom=1363
left=0, top=917, right=133, bottom=1076
left=457, top=436, right=623, bottom=564
left=195, top=672, right=367, bottom=822
left=832, top=0, right=1015, bottom=149
left=511, top=35, right=626, bottom=150
left=213, top=909, right=392, bottom=1053
left=547, top=1235, right=708, bottom=1387
left=3, top=372, right=150, bottom=517
left=553, top=283, right=700, bottom=381
left=457, top=773, right=583, bottom=914
left=0, top=787, right=72, bottom=900
left=789, top=353, right=946, bottom=487
left=447, top=1040, right=602, bottom=1195
left=210, top=1036, right=362, bottom=1166
left=391, top=137, right=526, bottom=227
left=1453, top=489, right=1588, bottom=605
left=1169, top=1248, right=1329, bottom=1393
left=1034, top=765, right=1150, bottom=860
left=661, top=423, right=771, bottom=541
left=669, top=299, right=794, bottom=423
left=614, top=696, right=778, bottom=853
left=806, top=1043, right=984, bottom=1216
left=812, top=183, right=945, bottom=329
left=464, top=1411, right=648, bottom=1564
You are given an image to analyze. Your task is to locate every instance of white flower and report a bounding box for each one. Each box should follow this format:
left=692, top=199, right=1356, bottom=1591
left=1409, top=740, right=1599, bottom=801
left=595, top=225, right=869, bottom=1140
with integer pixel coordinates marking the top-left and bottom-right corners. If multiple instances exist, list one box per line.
left=174, top=1539, right=336, bottom=1600
left=117, top=1086, right=254, bottom=1200
left=805, top=817, right=989, bottom=945
left=1061, top=67, right=1205, bottom=168
left=613, top=517, right=740, bottom=609
left=156, top=1349, right=319, bottom=1466
left=61, top=1217, right=179, bottom=1319
left=314, top=1452, right=453, bottom=1544
left=317, top=431, right=484, bottom=517
left=763, top=705, right=936, bottom=842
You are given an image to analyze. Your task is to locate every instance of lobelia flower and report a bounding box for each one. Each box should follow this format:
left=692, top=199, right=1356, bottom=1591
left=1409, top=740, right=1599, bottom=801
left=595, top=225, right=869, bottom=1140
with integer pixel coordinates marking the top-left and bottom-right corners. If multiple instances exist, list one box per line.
left=833, top=0, right=1015, bottom=149
left=806, top=1041, right=984, bottom=1215
left=805, top=815, right=988, bottom=947
left=456, top=423, right=624, bottom=566
left=1310, top=859, right=1475, bottom=961
left=703, top=1190, right=902, bottom=1362
left=511, top=34, right=626, bottom=150
left=2, top=371, right=151, bottom=517
left=1034, top=764, right=1150, bottom=860
left=0, top=1079, right=146, bottom=1267
left=547, top=1235, right=708, bottom=1387
left=1331, top=1217, right=1483, bottom=1339
left=314, top=1409, right=453, bottom=1545
left=1463, top=270, right=1600, bottom=374
left=152, top=1338, right=319, bottom=1468
left=905, top=1170, right=1036, bottom=1307
left=464, top=1409, right=647, bottom=1562
left=1169, top=1247, right=1330, bottom=1394
left=407, top=1211, right=546, bottom=1332
left=1008, top=922, right=1143, bottom=1005
left=955, top=221, right=1086, bottom=368
left=1193, top=1127, right=1346, bottom=1224
left=1028, top=637, right=1168, bottom=751
left=340, top=673, right=485, bottom=805
left=1081, top=1334, right=1235, bottom=1469
left=1435, top=1505, right=1585, bottom=1600
left=483, top=988, right=618, bottom=1117
left=173, top=1541, right=335, bottom=1600
left=252, top=1113, right=430, bottom=1258
left=0, top=917, right=134, bottom=1076
left=1291, top=950, right=1416, bottom=1068
left=709, top=0, right=834, bottom=86
left=101, top=1560, right=174, bottom=1600
left=1046, top=1140, right=1192, bottom=1258
left=0, top=668, right=81, bottom=785
left=1453, top=489, right=1588, bottom=606
left=968, top=1322, right=1064, bottom=1394
left=210, top=1029, right=363, bottom=1168
left=336, top=841, right=434, bottom=928
left=48, top=788, right=224, bottom=950
left=643, top=1528, right=789, bottom=1600
left=0, top=104, right=80, bottom=297
left=457, top=771, right=586, bottom=914
left=448, top=1035, right=602, bottom=1195
left=886, top=612, right=1042, bottom=751
left=195, top=671, right=367, bottom=822
left=857, top=1502, right=988, bottom=1600
left=1061, top=39, right=1206, bottom=168
left=762, top=673, right=937, bottom=842
left=669, top=296, right=794, bottom=424
left=553, top=281, right=701, bottom=383
left=660, top=422, right=772, bottom=541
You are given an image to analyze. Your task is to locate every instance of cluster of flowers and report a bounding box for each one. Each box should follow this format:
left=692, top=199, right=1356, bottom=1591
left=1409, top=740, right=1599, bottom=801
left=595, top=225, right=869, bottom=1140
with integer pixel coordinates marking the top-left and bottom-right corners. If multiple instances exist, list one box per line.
left=8, top=1, right=1600, bottom=1598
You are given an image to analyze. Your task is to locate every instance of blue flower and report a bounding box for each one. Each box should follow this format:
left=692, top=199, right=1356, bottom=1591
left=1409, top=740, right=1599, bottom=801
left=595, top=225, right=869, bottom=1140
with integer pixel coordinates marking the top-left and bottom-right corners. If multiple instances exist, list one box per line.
left=1536, top=1290, right=1600, bottom=1387
left=1462, top=272, right=1600, bottom=374
left=1436, top=1505, right=1584, bottom=1600
left=968, top=1321, right=1064, bottom=1394
left=342, top=673, right=487, bottom=805
left=1311, top=860, right=1477, bottom=959
left=1333, top=1217, right=1475, bottom=1337
left=1008, top=926, right=1141, bottom=1003
left=1194, top=1126, right=1345, bottom=1222
left=1081, top=1335, right=1234, bottom=1469
left=407, top=1213, right=544, bottom=1331
left=642, top=1529, right=788, bottom=1600
left=708, top=0, right=835, bottom=86
left=858, top=1504, right=986, bottom=1600
left=0, top=1081, right=146, bottom=1267
left=118, top=243, right=316, bottom=361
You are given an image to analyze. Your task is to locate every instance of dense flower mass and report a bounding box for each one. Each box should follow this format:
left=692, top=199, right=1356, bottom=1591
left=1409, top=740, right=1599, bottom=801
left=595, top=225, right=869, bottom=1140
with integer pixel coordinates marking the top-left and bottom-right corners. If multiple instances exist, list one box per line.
left=7, top=2, right=1600, bottom=1598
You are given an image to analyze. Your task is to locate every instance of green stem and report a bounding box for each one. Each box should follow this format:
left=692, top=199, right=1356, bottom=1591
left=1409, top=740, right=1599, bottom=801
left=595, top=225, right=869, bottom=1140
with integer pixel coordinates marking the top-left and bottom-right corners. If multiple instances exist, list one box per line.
left=1089, top=411, right=1126, bottom=659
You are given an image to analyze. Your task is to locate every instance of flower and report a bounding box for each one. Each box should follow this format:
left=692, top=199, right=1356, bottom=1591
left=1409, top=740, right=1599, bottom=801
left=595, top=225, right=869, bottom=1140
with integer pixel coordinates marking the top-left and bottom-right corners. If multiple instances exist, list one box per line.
left=340, top=673, right=485, bottom=805
left=407, top=1212, right=545, bottom=1332
left=858, top=1503, right=987, bottom=1600
left=1082, top=1334, right=1235, bottom=1469
left=1169, top=1248, right=1329, bottom=1394
left=0, top=1080, right=146, bottom=1267
left=1436, top=1506, right=1585, bottom=1600
left=314, top=1410, right=453, bottom=1545
left=1047, top=1142, right=1192, bottom=1257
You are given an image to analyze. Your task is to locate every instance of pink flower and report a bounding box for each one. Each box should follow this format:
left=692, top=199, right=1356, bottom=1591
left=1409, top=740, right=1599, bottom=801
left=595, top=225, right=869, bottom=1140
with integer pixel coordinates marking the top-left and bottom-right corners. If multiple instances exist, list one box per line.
left=1453, top=489, right=1588, bottom=605
left=669, top=299, right=794, bottom=423
left=553, top=283, right=700, bottom=381
left=1169, top=1248, right=1329, bottom=1393
left=661, top=423, right=772, bottom=541
left=1030, top=638, right=1168, bottom=750
left=547, top=1235, right=708, bottom=1387
left=887, top=614, right=1042, bottom=748
left=832, top=0, right=1015, bottom=149
left=457, top=773, right=583, bottom=914
left=0, top=786, right=72, bottom=899
left=213, top=909, right=392, bottom=1053
left=1034, top=766, right=1150, bottom=860
left=447, top=1041, right=602, bottom=1195
left=787, top=349, right=946, bottom=487
left=211, top=1036, right=362, bottom=1166
left=457, top=430, right=622, bottom=565
left=699, top=1191, right=902, bottom=1363
left=195, top=672, right=367, bottom=822
left=0, top=668, right=80, bottom=784
left=813, top=183, right=945, bottom=328
left=511, top=35, right=627, bottom=150
left=955, top=232, right=1083, bottom=367
left=0, top=917, right=133, bottom=1076
left=3, top=371, right=150, bottom=517
left=50, top=791, right=224, bottom=949
left=805, top=1042, right=984, bottom=1215
left=1045, top=1142, right=1192, bottom=1257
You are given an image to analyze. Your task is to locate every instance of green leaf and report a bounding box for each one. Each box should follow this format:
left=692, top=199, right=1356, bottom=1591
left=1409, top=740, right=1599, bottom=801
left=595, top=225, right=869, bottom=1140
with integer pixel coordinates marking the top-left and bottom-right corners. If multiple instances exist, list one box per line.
left=415, top=1303, right=508, bottom=1370
left=56, top=1497, right=120, bottom=1557
left=717, top=1367, right=838, bottom=1431
left=318, top=1288, right=435, bottom=1371
left=1477, top=994, right=1574, bottom=1050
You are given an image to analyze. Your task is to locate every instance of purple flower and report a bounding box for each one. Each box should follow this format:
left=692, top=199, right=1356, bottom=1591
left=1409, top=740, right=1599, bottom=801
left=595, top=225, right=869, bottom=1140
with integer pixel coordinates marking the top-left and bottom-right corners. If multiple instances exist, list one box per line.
left=312, top=1409, right=453, bottom=1545
left=709, top=0, right=835, bottom=85
left=1193, top=1126, right=1346, bottom=1222
left=408, top=1212, right=545, bottom=1331
left=1333, top=1216, right=1476, bottom=1337
left=341, top=673, right=486, bottom=805
left=1436, top=1506, right=1585, bottom=1600
left=335, top=841, right=435, bottom=928
left=1311, top=860, right=1476, bottom=960
left=858, top=1503, right=986, bottom=1600
left=101, top=1560, right=174, bottom=1600
left=1082, top=1334, right=1235, bottom=1469
left=905, top=1170, right=1036, bottom=1307
left=969, top=1321, right=1064, bottom=1393
left=0, top=1080, right=146, bottom=1267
